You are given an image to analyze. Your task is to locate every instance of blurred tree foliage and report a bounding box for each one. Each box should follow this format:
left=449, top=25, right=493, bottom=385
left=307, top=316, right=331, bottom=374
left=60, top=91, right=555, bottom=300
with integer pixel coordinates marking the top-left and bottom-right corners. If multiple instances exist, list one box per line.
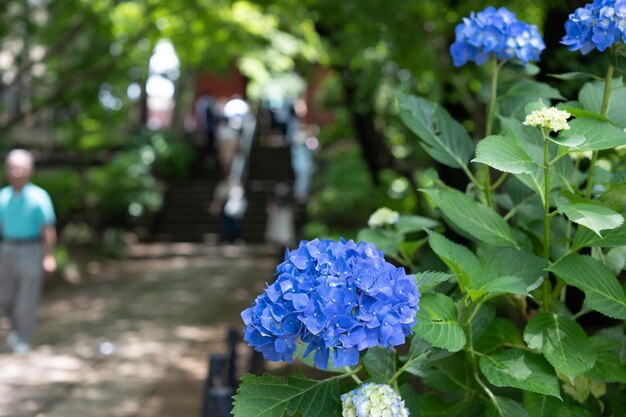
left=0, top=0, right=579, bottom=160
left=247, top=0, right=573, bottom=180
left=245, top=0, right=589, bottom=234
left=0, top=0, right=295, bottom=145
left=0, top=0, right=605, bottom=238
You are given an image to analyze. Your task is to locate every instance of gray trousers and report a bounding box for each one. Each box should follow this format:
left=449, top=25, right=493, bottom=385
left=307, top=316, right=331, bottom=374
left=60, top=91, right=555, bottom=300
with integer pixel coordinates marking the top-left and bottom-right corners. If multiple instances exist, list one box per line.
left=0, top=242, right=43, bottom=344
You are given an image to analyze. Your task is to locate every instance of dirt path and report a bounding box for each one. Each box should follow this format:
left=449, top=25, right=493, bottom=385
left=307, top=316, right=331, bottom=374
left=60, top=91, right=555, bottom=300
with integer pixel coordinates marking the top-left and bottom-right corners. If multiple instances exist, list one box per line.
left=0, top=244, right=278, bottom=417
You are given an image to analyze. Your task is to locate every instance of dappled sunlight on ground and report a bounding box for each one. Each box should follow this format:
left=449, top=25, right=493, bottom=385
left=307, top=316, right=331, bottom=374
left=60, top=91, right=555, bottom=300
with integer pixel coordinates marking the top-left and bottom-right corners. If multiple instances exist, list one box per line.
left=0, top=244, right=276, bottom=417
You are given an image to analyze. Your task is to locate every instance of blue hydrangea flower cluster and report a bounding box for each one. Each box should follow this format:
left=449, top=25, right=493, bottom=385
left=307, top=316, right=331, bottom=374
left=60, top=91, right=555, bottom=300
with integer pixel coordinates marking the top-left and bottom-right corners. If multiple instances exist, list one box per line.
left=562, top=0, right=626, bottom=54
left=341, top=383, right=410, bottom=417
left=241, top=239, right=420, bottom=369
left=450, top=6, right=545, bottom=67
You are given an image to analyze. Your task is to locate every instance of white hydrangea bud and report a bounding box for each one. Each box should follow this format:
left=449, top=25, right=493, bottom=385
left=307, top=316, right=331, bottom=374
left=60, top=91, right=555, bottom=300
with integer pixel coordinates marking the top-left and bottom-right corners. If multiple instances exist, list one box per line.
left=368, top=208, right=400, bottom=228
left=341, top=383, right=410, bottom=417
left=569, top=150, right=593, bottom=161
left=523, top=106, right=571, bottom=132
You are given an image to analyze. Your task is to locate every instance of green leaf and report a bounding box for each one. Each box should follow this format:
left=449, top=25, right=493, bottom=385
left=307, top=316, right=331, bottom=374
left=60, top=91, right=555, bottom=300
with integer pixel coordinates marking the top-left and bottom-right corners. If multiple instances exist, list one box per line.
left=601, top=181, right=626, bottom=205
left=403, top=337, right=451, bottom=377
left=556, top=197, right=624, bottom=237
left=548, top=72, right=598, bottom=81
left=501, top=80, right=565, bottom=100
left=427, top=230, right=480, bottom=293
left=477, top=276, right=531, bottom=299
left=549, top=134, right=588, bottom=148
left=399, top=384, right=421, bottom=416
left=605, top=246, right=626, bottom=274
left=561, top=107, right=610, bottom=123
left=473, top=135, right=538, bottom=174
left=560, top=117, right=626, bottom=151
left=498, top=116, right=544, bottom=164
left=523, top=313, right=597, bottom=381
left=474, top=318, right=524, bottom=354
left=356, top=228, right=399, bottom=255
left=423, top=353, right=474, bottom=391
left=491, top=118, right=568, bottom=199
left=477, top=246, right=547, bottom=290
left=409, top=335, right=432, bottom=359
left=607, top=387, right=626, bottom=417
left=589, top=333, right=622, bottom=351
left=499, top=94, right=545, bottom=120
left=413, top=293, right=466, bottom=352
left=363, top=347, right=395, bottom=384
left=398, top=241, right=425, bottom=261
left=395, top=214, right=439, bottom=234
left=594, top=326, right=626, bottom=363
left=472, top=250, right=538, bottom=299
left=548, top=255, right=626, bottom=320
left=579, top=78, right=626, bottom=128
left=487, top=397, right=530, bottom=417
left=414, top=271, right=452, bottom=292
left=524, top=63, right=541, bottom=75
left=555, top=407, right=594, bottom=417
left=452, top=400, right=487, bottom=417
left=585, top=351, right=626, bottom=383
left=524, top=98, right=552, bottom=115
left=553, top=158, right=582, bottom=195
left=398, top=94, right=474, bottom=168
left=572, top=222, right=626, bottom=249
left=514, top=167, right=547, bottom=202
left=422, top=187, right=527, bottom=249
left=232, top=372, right=340, bottom=417
left=479, top=349, right=561, bottom=398
left=468, top=303, right=496, bottom=343
left=523, top=392, right=561, bottom=417
left=411, top=392, right=451, bottom=417
left=513, top=158, right=579, bottom=201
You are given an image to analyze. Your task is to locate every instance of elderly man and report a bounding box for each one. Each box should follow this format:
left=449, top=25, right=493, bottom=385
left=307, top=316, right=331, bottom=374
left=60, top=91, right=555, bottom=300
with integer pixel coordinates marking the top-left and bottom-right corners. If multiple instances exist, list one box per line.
left=0, top=149, right=56, bottom=354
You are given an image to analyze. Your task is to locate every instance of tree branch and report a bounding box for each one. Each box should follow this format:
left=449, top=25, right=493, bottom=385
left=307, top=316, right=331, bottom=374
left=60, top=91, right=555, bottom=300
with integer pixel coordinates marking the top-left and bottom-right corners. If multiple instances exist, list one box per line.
left=0, top=15, right=92, bottom=96
left=1, top=16, right=156, bottom=131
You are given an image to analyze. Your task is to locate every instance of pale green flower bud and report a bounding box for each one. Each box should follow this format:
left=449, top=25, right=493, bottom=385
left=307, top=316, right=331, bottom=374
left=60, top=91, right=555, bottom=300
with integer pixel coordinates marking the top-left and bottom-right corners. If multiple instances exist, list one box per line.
left=523, top=106, right=571, bottom=132
left=341, top=383, right=409, bottom=417
left=368, top=208, right=400, bottom=228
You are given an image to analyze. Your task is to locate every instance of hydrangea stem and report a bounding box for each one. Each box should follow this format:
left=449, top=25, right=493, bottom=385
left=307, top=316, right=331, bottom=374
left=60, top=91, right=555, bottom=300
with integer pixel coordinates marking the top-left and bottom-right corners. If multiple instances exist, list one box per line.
left=542, top=130, right=552, bottom=309
left=485, top=56, right=501, bottom=137
left=343, top=366, right=363, bottom=384
left=600, top=64, right=614, bottom=116
left=474, top=372, right=498, bottom=406
left=481, top=57, right=502, bottom=207
left=330, top=365, right=363, bottom=382
left=388, top=349, right=431, bottom=386
left=585, top=63, right=614, bottom=199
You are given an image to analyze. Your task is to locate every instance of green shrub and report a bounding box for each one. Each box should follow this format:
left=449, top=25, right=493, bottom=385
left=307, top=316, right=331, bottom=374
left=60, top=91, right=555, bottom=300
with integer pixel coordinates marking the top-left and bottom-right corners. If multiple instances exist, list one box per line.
left=32, top=168, right=84, bottom=221
left=85, top=148, right=162, bottom=228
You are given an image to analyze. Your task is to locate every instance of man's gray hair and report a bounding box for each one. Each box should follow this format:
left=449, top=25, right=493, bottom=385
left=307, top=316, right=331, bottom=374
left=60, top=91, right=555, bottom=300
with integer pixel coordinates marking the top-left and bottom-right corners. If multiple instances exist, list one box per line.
left=6, top=149, right=34, bottom=169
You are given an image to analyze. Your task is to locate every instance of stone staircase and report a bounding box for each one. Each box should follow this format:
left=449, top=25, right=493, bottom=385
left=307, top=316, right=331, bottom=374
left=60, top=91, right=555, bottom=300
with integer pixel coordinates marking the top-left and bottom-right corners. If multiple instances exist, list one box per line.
left=151, top=137, right=306, bottom=243
left=151, top=176, right=219, bottom=243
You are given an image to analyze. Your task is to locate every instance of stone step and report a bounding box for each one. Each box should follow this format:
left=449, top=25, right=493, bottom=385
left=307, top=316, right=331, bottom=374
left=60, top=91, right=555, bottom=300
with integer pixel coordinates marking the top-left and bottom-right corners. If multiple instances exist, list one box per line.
left=151, top=131, right=304, bottom=243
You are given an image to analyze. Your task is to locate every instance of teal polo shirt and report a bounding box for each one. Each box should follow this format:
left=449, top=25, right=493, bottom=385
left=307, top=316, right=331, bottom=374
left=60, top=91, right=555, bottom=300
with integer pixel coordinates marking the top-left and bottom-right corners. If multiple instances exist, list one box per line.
left=0, top=183, right=56, bottom=240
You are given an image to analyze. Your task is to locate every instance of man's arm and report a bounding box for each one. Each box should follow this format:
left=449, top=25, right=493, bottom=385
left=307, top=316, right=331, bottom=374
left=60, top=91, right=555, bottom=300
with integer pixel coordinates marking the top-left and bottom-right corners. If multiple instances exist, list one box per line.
left=42, top=225, right=57, bottom=274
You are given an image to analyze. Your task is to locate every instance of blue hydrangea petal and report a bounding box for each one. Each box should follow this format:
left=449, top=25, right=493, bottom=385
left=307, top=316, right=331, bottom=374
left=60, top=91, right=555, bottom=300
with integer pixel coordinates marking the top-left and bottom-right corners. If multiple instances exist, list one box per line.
left=242, top=239, right=420, bottom=368
left=562, top=0, right=626, bottom=54
left=313, top=346, right=330, bottom=369
left=332, top=347, right=360, bottom=367
left=450, top=6, right=544, bottom=66
left=290, top=293, right=309, bottom=310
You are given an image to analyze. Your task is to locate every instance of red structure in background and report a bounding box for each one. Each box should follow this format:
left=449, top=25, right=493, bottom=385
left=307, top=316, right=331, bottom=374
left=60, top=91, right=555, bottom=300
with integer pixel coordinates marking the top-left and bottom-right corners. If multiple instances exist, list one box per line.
left=303, top=66, right=334, bottom=127
left=190, top=65, right=248, bottom=137
left=195, top=65, right=248, bottom=100
left=192, top=64, right=333, bottom=134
